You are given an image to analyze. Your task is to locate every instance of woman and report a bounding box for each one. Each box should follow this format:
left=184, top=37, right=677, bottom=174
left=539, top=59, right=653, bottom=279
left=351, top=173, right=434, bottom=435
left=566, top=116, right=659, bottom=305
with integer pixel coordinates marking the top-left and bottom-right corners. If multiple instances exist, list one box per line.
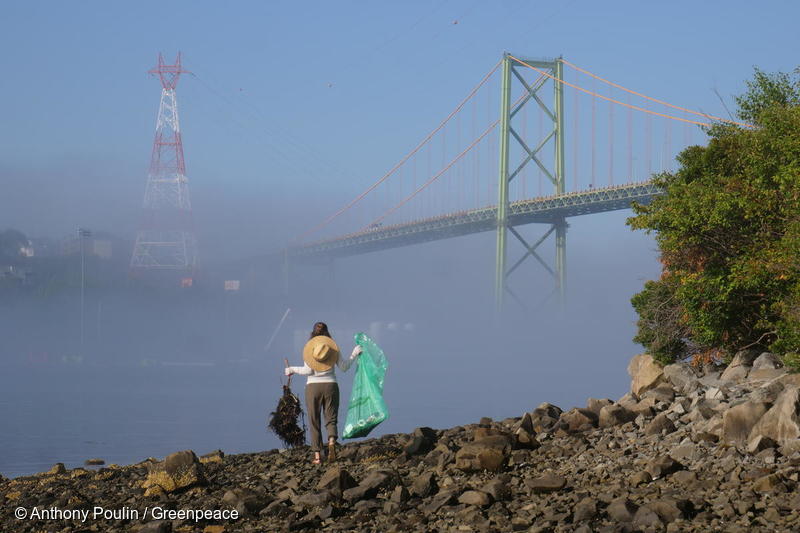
left=285, top=322, right=361, bottom=464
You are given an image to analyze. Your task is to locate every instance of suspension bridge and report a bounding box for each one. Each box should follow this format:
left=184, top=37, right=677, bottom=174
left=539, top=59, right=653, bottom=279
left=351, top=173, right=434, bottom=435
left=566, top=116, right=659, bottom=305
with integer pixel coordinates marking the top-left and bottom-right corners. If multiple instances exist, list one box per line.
left=286, top=53, right=748, bottom=308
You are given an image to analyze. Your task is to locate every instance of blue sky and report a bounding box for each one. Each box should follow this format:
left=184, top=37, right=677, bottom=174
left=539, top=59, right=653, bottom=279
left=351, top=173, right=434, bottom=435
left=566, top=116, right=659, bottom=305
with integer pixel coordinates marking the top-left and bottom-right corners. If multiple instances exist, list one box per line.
left=1, top=0, right=798, bottom=254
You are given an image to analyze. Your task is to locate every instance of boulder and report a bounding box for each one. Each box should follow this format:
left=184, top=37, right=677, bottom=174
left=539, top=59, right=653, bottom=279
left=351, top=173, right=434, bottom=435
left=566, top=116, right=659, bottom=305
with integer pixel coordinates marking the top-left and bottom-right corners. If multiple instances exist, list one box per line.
left=222, top=487, right=269, bottom=516
left=752, top=473, right=787, bottom=493
left=644, top=413, right=676, bottom=436
left=632, top=506, right=663, bottom=530
left=530, top=403, right=562, bottom=432
left=404, top=435, right=433, bottom=456
left=648, top=498, right=692, bottom=523
left=752, top=352, right=783, bottom=371
left=512, top=427, right=539, bottom=450
left=645, top=456, right=683, bottom=479
left=458, top=490, right=491, bottom=506
left=296, top=490, right=333, bottom=508
left=390, top=485, right=409, bottom=503
left=720, top=349, right=760, bottom=382
left=746, top=435, right=777, bottom=454
left=628, top=353, right=665, bottom=396
left=641, top=384, right=675, bottom=403
left=473, top=427, right=510, bottom=442
left=359, top=469, right=397, bottom=492
left=598, top=404, right=636, bottom=428
left=512, top=412, right=534, bottom=434
left=422, top=488, right=458, bottom=513
left=142, top=450, right=205, bottom=496
left=586, top=398, right=613, bottom=416
left=617, top=392, right=639, bottom=409
left=480, top=475, right=511, bottom=501
left=316, top=467, right=357, bottom=495
left=525, top=472, right=566, bottom=493
left=749, top=385, right=800, bottom=445
left=631, top=397, right=658, bottom=418
left=559, top=408, right=598, bottom=432
left=342, top=484, right=377, bottom=503
left=47, top=463, right=66, bottom=475
left=573, top=497, right=598, bottom=522
left=455, top=440, right=508, bottom=472
left=607, top=497, right=639, bottom=523
left=721, top=400, right=771, bottom=445
left=410, top=471, right=438, bottom=498
left=663, top=363, right=699, bottom=393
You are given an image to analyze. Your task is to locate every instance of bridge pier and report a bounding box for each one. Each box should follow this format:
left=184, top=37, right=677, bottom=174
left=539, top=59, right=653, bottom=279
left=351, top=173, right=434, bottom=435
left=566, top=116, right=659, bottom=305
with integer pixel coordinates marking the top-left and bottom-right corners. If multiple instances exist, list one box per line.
left=495, top=52, right=567, bottom=311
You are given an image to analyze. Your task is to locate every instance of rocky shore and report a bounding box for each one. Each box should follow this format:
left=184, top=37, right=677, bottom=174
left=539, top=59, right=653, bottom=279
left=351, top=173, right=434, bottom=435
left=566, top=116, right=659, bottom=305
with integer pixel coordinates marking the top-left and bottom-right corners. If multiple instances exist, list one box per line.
left=4, top=351, right=800, bottom=532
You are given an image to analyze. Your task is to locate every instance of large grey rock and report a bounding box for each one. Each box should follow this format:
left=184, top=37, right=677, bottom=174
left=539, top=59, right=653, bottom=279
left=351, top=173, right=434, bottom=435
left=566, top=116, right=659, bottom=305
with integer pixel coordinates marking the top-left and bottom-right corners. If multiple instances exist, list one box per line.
left=296, top=490, right=333, bottom=508
left=645, top=455, right=683, bottom=479
left=648, top=498, right=692, bottom=523
left=525, top=472, right=567, bottom=493
left=586, top=398, right=613, bottom=416
left=359, top=469, right=397, bottom=492
left=222, top=487, right=269, bottom=516
left=642, top=384, right=676, bottom=403
left=663, top=364, right=699, bottom=393
left=720, top=349, right=760, bottom=382
left=530, top=402, right=562, bottom=432
left=628, top=354, right=665, bottom=396
left=599, top=404, right=636, bottom=428
left=749, top=385, right=800, bottom=445
left=142, top=450, right=205, bottom=496
left=607, top=497, right=639, bottom=522
left=573, top=497, right=598, bottom=522
left=458, top=490, right=491, bottom=506
left=752, top=352, right=783, bottom=371
left=559, top=408, right=598, bottom=432
left=617, top=392, right=638, bottom=409
left=316, top=467, right=357, bottom=495
left=645, top=413, right=676, bottom=436
left=411, top=471, right=438, bottom=498
left=632, top=506, right=663, bottom=529
left=480, top=475, right=511, bottom=501
left=455, top=439, right=509, bottom=472
left=342, top=483, right=378, bottom=503
left=721, top=400, right=771, bottom=445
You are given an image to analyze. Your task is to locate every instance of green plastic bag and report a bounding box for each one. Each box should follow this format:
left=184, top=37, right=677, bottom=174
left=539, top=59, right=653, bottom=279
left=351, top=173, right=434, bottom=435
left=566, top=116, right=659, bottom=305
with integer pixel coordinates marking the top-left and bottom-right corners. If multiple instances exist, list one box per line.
left=343, top=332, right=389, bottom=439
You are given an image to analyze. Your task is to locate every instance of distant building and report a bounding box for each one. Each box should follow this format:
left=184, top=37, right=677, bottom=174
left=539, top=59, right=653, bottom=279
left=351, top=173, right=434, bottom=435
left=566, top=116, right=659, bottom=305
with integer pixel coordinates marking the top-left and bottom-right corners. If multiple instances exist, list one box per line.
left=61, top=236, right=113, bottom=259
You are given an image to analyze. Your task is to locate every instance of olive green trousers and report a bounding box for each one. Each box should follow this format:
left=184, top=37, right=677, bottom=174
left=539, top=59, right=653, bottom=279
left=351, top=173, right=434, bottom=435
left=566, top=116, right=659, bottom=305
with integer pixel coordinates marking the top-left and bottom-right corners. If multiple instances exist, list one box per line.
left=305, top=382, right=339, bottom=451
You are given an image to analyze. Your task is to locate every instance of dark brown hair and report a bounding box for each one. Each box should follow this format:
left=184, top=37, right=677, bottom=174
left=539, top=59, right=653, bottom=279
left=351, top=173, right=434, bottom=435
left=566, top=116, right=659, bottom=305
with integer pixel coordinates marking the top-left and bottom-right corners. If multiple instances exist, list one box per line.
left=309, top=321, right=331, bottom=339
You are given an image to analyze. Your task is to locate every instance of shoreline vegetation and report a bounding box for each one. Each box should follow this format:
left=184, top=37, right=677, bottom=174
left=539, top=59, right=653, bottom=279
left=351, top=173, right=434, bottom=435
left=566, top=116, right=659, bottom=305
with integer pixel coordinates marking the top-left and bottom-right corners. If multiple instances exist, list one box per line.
left=3, top=352, right=800, bottom=532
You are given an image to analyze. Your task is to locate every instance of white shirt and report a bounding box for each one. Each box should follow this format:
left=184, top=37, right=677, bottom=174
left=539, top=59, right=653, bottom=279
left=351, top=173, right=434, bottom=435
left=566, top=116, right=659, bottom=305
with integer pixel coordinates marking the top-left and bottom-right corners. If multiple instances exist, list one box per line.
left=288, top=353, right=357, bottom=384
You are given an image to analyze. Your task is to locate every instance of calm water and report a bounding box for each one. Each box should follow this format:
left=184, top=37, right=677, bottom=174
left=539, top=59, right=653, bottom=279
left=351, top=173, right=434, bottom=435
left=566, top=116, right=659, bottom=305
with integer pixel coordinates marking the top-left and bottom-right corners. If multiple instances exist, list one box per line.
left=0, top=359, right=470, bottom=478
left=1, top=338, right=631, bottom=478
left=0, top=363, right=281, bottom=478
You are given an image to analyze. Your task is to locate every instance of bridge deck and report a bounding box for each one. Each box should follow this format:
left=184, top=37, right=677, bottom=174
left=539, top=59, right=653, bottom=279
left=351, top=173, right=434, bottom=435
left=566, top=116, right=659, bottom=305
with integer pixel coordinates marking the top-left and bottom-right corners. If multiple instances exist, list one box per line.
left=290, top=181, right=661, bottom=260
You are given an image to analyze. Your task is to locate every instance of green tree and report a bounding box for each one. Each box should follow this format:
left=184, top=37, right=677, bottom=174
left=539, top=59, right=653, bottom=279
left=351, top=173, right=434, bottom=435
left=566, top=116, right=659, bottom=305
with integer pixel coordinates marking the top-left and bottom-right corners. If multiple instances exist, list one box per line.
left=628, top=69, right=800, bottom=367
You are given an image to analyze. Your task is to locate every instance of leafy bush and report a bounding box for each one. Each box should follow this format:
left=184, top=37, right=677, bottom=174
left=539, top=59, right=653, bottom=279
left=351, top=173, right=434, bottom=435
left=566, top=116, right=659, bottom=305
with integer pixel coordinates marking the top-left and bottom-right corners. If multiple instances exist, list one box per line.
left=628, top=68, right=800, bottom=365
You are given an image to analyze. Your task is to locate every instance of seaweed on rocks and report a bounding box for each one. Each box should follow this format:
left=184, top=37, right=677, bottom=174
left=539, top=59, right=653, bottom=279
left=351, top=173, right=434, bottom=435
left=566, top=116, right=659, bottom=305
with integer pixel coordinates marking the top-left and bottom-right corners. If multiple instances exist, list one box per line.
left=268, top=384, right=306, bottom=447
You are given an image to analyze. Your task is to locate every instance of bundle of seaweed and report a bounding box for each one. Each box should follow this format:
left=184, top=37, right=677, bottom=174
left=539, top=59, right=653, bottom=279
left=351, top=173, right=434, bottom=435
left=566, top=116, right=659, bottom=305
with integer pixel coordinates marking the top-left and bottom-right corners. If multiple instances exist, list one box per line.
left=268, top=384, right=306, bottom=447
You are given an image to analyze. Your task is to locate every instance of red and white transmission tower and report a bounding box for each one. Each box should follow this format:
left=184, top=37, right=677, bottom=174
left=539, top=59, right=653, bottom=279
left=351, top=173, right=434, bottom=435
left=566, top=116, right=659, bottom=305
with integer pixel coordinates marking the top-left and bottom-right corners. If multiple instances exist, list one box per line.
left=131, top=52, right=198, bottom=277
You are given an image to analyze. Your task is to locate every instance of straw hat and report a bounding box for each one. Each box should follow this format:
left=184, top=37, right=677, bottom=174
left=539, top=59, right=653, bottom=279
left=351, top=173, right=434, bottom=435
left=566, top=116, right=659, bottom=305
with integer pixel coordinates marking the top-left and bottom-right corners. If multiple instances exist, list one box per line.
left=303, top=336, right=340, bottom=372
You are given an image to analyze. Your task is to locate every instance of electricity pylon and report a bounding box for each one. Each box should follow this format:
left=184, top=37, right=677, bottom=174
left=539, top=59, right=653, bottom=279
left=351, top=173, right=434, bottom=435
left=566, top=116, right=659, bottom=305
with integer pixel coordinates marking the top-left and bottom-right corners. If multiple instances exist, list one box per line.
left=131, top=53, right=198, bottom=278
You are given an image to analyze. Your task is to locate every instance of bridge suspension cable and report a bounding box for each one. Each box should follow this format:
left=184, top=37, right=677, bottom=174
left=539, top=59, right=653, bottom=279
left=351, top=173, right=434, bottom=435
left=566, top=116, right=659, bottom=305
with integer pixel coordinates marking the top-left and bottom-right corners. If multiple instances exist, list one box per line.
left=359, top=81, right=544, bottom=230
left=295, top=58, right=503, bottom=242
left=508, top=55, right=753, bottom=129
left=561, top=59, right=753, bottom=129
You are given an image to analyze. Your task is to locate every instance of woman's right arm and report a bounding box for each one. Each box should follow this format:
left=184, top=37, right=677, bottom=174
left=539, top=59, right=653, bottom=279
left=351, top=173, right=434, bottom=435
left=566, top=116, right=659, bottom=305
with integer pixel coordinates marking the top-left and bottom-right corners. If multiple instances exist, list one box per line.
left=286, top=364, right=314, bottom=376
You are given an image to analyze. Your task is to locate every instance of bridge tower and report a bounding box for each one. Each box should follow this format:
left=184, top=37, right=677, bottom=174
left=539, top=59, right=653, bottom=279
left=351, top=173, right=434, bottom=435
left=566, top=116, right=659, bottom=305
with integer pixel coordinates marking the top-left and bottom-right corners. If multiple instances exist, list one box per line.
left=131, top=53, right=198, bottom=280
left=495, top=53, right=566, bottom=309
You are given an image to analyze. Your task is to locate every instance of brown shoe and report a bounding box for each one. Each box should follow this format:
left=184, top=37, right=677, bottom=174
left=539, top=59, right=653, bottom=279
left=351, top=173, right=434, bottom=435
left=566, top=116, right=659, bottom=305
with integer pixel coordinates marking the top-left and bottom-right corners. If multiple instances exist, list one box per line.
left=328, top=441, right=336, bottom=462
